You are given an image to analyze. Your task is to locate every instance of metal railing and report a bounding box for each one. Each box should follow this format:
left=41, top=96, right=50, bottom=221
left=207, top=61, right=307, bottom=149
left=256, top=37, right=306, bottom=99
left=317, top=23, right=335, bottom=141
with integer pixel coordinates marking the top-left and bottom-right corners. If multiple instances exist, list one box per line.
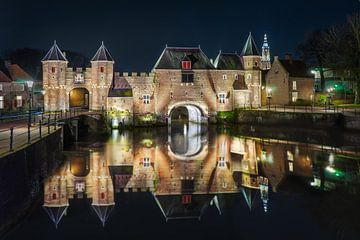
left=238, top=104, right=359, bottom=117
left=0, top=108, right=87, bottom=157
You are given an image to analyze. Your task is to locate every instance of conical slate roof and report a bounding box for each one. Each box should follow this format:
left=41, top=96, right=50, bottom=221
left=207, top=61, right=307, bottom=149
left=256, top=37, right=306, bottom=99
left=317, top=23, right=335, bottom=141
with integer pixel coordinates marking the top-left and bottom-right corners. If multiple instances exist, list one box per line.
left=42, top=41, right=67, bottom=61
left=92, top=204, right=115, bottom=227
left=43, top=205, right=69, bottom=229
left=91, top=41, right=114, bottom=62
left=241, top=33, right=260, bottom=56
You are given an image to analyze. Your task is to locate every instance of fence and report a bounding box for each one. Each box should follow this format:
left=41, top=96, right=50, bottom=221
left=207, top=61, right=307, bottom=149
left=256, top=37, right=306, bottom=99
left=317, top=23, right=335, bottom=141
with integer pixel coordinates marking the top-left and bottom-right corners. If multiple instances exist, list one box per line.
left=0, top=108, right=86, bottom=157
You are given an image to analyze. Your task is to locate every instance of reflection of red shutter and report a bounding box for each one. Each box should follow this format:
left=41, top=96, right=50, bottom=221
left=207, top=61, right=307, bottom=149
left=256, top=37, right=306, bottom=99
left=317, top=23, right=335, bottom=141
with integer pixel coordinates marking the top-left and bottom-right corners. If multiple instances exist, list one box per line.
left=14, top=99, right=17, bottom=108
left=150, top=95, right=154, bottom=100
left=182, top=194, right=192, bottom=204
left=226, top=91, right=230, bottom=98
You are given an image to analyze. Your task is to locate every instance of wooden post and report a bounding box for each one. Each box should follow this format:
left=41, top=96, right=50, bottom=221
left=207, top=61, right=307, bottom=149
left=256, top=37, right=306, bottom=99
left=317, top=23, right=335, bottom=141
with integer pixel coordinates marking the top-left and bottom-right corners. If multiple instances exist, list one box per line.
left=9, top=127, right=13, bottom=151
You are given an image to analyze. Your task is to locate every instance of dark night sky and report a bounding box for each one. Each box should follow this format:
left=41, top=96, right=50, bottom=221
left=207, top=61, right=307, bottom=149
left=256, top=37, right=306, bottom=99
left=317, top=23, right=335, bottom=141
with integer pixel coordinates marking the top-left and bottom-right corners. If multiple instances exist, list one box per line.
left=0, top=0, right=358, bottom=71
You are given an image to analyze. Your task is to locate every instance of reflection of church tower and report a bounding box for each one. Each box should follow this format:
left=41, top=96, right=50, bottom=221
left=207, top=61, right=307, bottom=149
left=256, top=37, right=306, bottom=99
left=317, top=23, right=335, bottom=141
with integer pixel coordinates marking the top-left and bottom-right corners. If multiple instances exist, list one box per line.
left=43, top=167, right=69, bottom=229
left=91, top=151, right=115, bottom=227
left=259, top=176, right=269, bottom=212
left=261, top=34, right=271, bottom=70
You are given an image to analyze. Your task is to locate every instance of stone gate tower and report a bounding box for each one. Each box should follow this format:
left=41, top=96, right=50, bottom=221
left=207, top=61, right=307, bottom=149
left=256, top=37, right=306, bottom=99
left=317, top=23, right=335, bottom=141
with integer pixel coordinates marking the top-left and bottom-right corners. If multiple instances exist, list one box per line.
left=42, top=41, right=68, bottom=112
left=90, top=42, right=114, bottom=110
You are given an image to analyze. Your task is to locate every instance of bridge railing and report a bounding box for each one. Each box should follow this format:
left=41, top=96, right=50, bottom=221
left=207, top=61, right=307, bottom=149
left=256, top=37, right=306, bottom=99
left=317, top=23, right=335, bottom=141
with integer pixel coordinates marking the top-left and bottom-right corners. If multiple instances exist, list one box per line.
left=0, top=108, right=86, bottom=157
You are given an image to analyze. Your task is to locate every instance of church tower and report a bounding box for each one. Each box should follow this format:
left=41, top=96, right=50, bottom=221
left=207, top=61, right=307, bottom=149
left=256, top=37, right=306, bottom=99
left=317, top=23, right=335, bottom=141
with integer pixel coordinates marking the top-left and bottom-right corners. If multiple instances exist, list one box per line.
left=42, top=41, right=68, bottom=111
left=261, top=34, right=271, bottom=70
left=91, top=41, right=114, bottom=110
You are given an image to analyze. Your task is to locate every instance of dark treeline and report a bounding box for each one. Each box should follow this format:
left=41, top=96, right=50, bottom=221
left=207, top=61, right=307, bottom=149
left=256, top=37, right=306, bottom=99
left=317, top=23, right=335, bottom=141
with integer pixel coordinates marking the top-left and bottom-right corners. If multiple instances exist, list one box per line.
left=297, top=12, right=360, bottom=103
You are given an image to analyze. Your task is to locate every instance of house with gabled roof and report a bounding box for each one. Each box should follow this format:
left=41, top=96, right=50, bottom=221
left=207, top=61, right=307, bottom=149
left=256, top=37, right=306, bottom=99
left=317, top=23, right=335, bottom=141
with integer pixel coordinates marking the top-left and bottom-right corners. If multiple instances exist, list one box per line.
left=265, top=54, right=314, bottom=105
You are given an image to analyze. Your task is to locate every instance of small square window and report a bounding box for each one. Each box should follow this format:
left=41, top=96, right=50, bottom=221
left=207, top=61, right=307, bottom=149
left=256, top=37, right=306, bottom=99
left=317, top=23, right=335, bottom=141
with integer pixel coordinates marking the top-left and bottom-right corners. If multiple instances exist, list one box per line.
left=218, top=157, right=226, bottom=168
left=218, top=93, right=226, bottom=104
left=143, top=157, right=150, bottom=167
left=143, top=94, right=150, bottom=104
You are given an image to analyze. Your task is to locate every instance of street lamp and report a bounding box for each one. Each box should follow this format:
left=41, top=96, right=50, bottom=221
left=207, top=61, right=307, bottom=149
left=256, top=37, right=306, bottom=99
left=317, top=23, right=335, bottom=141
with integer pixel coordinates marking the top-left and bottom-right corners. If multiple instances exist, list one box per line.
left=267, top=88, right=272, bottom=110
left=26, top=80, right=34, bottom=125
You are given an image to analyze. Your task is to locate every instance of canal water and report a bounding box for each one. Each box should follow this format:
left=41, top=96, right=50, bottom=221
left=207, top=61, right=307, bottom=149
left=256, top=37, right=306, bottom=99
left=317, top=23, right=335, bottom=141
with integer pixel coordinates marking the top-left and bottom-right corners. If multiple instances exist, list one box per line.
left=3, top=123, right=360, bottom=240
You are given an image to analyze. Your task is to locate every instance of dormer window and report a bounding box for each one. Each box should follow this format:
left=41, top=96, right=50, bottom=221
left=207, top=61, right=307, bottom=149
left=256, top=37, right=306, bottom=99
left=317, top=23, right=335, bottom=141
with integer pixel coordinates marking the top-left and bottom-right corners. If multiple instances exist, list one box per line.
left=182, top=60, right=191, bottom=70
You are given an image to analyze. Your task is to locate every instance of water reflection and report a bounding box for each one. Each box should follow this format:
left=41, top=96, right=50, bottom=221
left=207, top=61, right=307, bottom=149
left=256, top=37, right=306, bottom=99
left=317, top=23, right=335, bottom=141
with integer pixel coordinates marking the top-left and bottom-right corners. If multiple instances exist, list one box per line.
left=43, top=123, right=360, bottom=227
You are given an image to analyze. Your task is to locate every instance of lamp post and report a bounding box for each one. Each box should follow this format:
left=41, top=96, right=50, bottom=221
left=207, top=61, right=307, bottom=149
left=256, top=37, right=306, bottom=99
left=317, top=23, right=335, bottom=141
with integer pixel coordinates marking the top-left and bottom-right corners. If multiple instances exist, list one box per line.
left=267, top=88, right=272, bottom=110
left=26, top=80, right=34, bottom=126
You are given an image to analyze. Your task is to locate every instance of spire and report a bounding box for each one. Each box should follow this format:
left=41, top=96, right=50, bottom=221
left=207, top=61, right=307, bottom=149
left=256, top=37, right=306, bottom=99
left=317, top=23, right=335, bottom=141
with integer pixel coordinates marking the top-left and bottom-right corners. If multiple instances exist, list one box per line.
left=262, top=34, right=269, bottom=48
left=91, top=41, right=114, bottom=62
left=42, top=41, right=67, bottom=61
left=261, top=33, right=271, bottom=70
left=241, top=32, right=260, bottom=56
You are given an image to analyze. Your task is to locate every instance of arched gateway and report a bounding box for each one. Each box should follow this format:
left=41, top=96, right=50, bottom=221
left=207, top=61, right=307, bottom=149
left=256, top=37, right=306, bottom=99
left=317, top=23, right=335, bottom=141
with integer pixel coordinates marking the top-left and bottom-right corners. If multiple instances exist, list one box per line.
left=168, top=104, right=206, bottom=124
left=69, top=88, right=89, bottom=109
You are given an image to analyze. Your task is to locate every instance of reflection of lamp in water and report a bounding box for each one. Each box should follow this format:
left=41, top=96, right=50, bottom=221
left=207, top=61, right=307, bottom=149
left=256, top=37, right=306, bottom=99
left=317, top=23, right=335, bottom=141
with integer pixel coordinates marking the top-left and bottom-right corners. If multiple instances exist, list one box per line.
left=112, top=118, right=119, bottom=128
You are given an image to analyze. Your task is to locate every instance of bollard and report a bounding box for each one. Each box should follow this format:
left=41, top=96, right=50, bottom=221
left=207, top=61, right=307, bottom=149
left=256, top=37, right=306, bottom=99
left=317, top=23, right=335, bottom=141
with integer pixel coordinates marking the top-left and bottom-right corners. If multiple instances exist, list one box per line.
left=28, top=123, right=31, bottom=144
left=9, top=127, right=13, bottom=151
left=54, top=113, right=57, bottom=130
left=39, top=120, right=42, bottom=138
left=48, top=118, right=50, bottom=134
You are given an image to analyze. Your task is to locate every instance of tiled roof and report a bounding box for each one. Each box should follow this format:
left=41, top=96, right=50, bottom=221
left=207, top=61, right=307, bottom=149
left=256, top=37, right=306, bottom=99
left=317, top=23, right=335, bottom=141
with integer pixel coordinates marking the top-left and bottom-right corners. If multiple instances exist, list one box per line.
left=241, top=33, right=260, bottom=56
left=42, top=41, right=67, bottom=61
left=108, top=76, right=132, bottom=97
left=279, top=59, right=312, bottom=78
left=213, top=52, right=243, bottom=70
left=91, top=42, right=114, bottom=62
left=7, top=64, right=33, bottom=82
left=153, top=46, right=214, bottom=70
left=0, top=71, right=12, bottom=82
left=232, top=75, right=248, bottom=90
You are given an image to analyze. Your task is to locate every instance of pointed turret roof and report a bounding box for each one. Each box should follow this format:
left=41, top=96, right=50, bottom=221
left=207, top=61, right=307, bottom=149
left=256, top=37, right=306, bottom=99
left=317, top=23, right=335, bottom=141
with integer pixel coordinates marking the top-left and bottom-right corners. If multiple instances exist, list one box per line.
left=43, top=205, right=69, bottom=229
left=91, top=41, right=114, bottom=62
left=42, top=41, right=68, bottom=61
left=92, top=204, right=115, bottom=227
left=241, top=33, right=260, bottom=56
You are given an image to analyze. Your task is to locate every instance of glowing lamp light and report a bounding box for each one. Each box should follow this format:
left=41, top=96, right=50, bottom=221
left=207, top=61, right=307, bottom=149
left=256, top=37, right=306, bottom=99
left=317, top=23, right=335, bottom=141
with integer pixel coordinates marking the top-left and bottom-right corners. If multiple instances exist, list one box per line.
left=26, top=80, right=34, bottom=89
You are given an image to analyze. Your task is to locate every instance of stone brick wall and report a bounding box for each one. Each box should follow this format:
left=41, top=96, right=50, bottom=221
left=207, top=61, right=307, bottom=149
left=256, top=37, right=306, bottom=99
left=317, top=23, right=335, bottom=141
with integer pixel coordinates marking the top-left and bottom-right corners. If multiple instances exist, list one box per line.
left=265, top=59, right=290, bottom=105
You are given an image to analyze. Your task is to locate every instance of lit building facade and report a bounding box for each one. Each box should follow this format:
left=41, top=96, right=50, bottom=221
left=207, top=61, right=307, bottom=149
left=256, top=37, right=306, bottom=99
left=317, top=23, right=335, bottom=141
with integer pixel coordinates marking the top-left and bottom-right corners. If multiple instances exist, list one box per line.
left=42, top=33, right=270, bottom=125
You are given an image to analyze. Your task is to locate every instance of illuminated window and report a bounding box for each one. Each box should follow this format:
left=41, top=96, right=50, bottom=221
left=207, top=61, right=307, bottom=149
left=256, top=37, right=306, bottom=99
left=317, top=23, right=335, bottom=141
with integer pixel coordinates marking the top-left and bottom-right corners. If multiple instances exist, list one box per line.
left=287, top=151, right=294, bottom=161
left=218, top=157, right=226, bottom=168
left=16, top=96, right=22, bottom=107
left=143, top=157, right=150, bottom=167
left=247, top=74, right=252, bottom=80
left=51, top=67, right=56, bottom=73
left=292, top=81, right=297, bottom=90
left=182, top=194, right=192, bottom=204
left=0, top=84, right=3, bottom=91
left=288, top=162, right=294, bottom=172
left=143, top=94, right=150, bottom=104
left=218, top=93, right=226, bottom=104
left=0, top=96, right=3, bottom=109
left=182, top=60, right=191, bottom=69
left=292, top=92, right=298, bottom=102
left=222, top=74, right=227, bottom=80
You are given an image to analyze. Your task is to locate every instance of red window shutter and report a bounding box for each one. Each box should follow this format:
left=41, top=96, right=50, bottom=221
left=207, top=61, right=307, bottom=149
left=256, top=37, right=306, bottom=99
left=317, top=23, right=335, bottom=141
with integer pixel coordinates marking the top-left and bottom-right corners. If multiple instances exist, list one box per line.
left=182, top=194, right=192, bottom=204
left=51, top=67, right=56, bottom=73
left=100, top=67, right=104, bottom=73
